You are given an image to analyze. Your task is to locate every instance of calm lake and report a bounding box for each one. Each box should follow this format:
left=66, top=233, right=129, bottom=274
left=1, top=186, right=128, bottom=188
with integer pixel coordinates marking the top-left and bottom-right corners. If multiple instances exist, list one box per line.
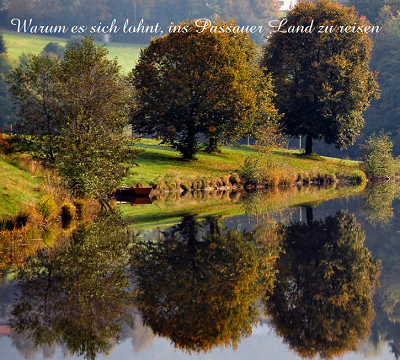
left=1, top=184, right=400, bottom=360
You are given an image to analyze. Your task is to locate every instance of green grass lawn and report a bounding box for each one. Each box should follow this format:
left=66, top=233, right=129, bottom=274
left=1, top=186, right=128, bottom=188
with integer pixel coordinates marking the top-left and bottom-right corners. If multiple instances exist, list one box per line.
left=0, top=155, right=41, bottom=216
left=2, top=29, right=142, bottom=73
left=124, top=138, right=363, bottom=188
left=125, top=139, right=256, bottom=186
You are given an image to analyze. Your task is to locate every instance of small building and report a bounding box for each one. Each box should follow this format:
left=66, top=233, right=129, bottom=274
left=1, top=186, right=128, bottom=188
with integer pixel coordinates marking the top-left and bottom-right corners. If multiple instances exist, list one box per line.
left=279, top=0, right=298, bottom=12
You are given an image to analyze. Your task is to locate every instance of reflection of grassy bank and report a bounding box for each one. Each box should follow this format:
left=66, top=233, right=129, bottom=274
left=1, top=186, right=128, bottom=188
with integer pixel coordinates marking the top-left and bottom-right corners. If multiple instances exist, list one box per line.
left=125, top=139, right=365, bottom=191
left=121, top=183, right=366, bottom=229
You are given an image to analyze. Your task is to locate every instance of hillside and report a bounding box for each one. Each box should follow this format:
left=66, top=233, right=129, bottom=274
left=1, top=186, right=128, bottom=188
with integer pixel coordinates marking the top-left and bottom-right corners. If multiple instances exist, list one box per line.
left=1, top=29, right=142, bottom=73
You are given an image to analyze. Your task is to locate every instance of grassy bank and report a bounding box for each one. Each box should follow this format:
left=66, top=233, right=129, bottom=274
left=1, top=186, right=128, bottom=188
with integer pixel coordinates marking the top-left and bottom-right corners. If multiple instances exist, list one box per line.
left=0, top=154, right=102, bottom=273
left=0, top=139, right=365, bottom=217
left=0, top=155, right=41, bottom=216
left=1, top=29, right=141, bottom=73
left=124, top=139, right=365, bottom=191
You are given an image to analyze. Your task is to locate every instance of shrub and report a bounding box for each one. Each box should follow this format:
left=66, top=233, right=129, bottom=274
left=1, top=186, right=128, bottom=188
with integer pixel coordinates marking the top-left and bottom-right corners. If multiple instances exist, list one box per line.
left=42, top=42, right=65, bottom=58
left=0, top=133, right=10, bottom=154
left=360, top=131, right=399, bottom=179
left=239, top=156, right=265, bottom=185
left=0, top=211, right=29, bottom=230
left=74, top=199, right=86, bottom=221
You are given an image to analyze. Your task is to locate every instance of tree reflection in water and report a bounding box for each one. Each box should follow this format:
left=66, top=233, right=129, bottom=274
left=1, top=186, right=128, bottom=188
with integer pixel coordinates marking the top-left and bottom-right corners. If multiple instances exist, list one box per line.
left=264, top=209, right=381, bottom=359
left=362, top=182, right=400, bottom=227
left=132, top=214, right=280, bottom=353
left=9, top=209, right=137, bottom=360
left=7, top=207, right=382, bottom=359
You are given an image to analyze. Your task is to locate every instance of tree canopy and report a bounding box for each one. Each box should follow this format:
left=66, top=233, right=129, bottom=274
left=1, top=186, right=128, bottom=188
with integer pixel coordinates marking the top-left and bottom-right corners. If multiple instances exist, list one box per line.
left=0, top=53, right=13, bottom=130
left=8, top=37, right=138, bottom=197
left=0, top=33, right=14, bottom=130
left=0, top=32, right=5, bottom=54
left=361, top=7, right=400, bottom=155
left=130, top=19, right=279, bottom=160
left=261, top=0, right=379, bottom=155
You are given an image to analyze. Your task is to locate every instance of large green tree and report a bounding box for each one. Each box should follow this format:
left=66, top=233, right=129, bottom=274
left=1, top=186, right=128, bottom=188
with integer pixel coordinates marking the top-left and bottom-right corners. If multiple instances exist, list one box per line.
left=130, top=19, right=279, bottom=159
left=8, top=37, right=137, bottom=197
left=261, top=0, right=379, bottom=155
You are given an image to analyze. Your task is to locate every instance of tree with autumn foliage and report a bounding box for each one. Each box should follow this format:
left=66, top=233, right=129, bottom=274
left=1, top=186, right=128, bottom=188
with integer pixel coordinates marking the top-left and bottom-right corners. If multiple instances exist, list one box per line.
left=261, top=0, right=379, bottom=155
left=130, top=19, right=279, bottom=160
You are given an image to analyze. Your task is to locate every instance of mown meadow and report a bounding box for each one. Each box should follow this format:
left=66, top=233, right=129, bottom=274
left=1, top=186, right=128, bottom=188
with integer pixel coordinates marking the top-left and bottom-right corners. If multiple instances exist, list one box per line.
left=2, top=29, right=141, bottom=73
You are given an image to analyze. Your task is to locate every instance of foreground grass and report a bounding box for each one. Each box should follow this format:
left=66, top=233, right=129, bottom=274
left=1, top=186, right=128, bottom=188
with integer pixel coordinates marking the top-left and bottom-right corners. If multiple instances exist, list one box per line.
left=124, top=138, right=364, bottom=189
left=0, top=155, right=41, bottom=216
left=2, top=29, right=142, bottom=73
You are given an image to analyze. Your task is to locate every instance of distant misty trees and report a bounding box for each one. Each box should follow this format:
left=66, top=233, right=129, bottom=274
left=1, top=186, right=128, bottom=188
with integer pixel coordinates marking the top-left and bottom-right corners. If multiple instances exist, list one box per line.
left=1, top=0, right=281, bottom=43
left=0, top=32, right=14, bottom=130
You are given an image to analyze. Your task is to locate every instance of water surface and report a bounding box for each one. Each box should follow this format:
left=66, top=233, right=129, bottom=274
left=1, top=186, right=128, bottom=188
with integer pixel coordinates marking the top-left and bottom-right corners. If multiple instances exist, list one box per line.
left=1, top=184, right=400, bottom=360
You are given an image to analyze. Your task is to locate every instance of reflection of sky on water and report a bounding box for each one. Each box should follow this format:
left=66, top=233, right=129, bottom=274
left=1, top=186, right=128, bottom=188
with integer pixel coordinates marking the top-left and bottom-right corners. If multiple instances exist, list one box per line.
left=0, top=327, right=394, bottom=360
left=2, top=191, right=400, bottom=360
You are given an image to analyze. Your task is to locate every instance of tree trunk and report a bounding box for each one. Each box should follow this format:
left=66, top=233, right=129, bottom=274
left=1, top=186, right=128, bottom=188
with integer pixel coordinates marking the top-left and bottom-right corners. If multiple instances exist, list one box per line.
left=207, top=137, right=221, bottom=153
left=305, top=206, right=314, bottom=226
left=180, top=124, right=197, bottom=160
left=208, top=137, right=216, bottom=151
left=207, top=216, right=221, bottom=236
left=305, top=135, right=313, bottom=155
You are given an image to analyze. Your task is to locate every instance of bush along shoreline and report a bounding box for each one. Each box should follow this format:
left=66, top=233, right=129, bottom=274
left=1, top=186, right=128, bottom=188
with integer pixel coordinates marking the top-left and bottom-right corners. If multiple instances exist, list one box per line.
left=145, top=169, right=366, bottom=195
